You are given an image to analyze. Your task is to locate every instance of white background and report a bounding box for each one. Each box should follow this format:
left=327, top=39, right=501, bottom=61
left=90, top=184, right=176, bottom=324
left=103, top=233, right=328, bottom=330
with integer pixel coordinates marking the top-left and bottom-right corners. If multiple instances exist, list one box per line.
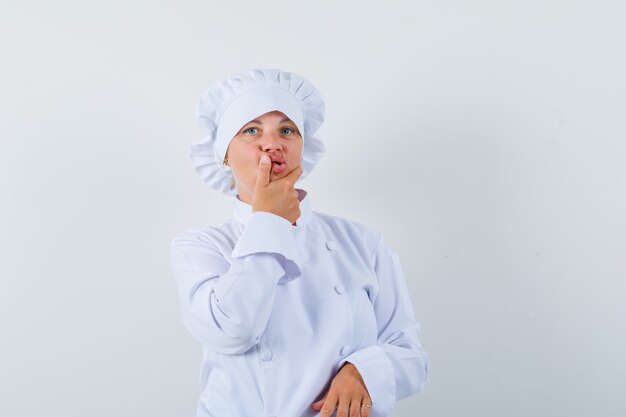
left=2, top=1, right=625, bottom=416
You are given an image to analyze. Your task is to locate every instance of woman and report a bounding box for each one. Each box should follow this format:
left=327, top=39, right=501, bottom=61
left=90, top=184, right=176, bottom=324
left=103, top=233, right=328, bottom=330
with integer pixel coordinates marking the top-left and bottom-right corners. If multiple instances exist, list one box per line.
left=170, top=68, right=429, bottom=417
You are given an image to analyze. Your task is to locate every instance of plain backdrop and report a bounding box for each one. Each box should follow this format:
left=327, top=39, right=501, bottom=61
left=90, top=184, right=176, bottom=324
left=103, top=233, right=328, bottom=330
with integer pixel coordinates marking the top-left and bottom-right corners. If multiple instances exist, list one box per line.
left=2, top=1, right=625, bottom=416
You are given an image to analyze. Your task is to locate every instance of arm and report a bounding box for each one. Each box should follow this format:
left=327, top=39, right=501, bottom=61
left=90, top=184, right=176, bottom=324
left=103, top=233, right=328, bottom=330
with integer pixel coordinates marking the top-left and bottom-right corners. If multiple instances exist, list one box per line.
left=170, top=211, right=302, bottom=355
left=339, top=234, right=429, bottom=416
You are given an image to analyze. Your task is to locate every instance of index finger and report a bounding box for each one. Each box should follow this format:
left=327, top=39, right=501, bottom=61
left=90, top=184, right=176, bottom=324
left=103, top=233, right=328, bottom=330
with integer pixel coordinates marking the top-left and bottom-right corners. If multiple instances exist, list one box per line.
left=319, top=390, right=338, bottom=417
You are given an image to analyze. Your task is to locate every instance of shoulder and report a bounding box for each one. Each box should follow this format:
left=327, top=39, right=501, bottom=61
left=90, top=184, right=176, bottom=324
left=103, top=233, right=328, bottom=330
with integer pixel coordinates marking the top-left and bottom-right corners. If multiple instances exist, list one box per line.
left=170, top=218, right=239, bottom=250
left=170, top=220, right=240, bottom=272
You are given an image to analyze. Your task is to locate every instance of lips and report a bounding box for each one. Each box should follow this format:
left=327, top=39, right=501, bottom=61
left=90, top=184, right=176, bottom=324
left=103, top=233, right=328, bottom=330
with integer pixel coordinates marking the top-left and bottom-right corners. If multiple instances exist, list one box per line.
left=267, top=154, right=287, bottom=174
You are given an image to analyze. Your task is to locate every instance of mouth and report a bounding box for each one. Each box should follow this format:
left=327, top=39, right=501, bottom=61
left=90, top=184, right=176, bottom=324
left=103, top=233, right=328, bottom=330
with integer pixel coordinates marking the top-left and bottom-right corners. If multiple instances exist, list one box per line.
left=268, top=155, right=287, bottom=174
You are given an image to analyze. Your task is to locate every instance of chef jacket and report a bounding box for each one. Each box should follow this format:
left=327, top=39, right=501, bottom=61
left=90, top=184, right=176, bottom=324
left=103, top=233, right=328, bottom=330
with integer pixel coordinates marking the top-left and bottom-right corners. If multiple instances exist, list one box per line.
left=170, top=190, right=429, bottom=417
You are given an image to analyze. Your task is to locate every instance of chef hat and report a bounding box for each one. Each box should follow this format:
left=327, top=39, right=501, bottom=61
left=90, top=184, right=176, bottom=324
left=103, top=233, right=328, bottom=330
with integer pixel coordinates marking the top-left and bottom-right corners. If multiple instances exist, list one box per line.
left=190, top=68, right=326, bottom=195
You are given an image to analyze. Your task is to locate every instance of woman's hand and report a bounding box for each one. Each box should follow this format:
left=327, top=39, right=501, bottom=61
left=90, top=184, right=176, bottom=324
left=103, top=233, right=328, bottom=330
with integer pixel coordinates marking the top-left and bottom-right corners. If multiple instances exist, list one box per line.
left=311, top=362, right=372, bottom=417
left=252, top=154, right=302, bottom=224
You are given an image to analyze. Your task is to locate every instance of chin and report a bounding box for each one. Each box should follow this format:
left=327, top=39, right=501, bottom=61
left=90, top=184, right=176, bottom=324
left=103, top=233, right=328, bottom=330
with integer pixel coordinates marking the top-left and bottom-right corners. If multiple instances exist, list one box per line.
left=271, top=170, right=286, bottom=179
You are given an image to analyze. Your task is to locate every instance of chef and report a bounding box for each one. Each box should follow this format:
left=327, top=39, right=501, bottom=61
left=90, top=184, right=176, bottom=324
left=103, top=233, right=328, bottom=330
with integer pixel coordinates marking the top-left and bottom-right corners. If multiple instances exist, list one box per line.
left=170, top=68, right=429, bottom=417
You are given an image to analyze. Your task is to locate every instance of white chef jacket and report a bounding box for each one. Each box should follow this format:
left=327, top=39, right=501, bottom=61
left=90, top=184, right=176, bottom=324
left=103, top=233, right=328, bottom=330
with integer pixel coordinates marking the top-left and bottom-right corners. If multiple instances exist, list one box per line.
left=170, top=190, right=429, bottom=417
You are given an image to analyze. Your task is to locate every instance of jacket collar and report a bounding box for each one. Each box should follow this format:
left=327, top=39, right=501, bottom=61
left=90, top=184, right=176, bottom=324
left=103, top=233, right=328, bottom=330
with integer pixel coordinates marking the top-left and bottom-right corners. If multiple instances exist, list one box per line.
left=233, top=188, right=312, bottom=227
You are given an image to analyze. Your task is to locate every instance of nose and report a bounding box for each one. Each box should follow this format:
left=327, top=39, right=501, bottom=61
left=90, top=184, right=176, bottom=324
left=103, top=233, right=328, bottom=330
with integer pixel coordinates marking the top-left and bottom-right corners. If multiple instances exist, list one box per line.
left=260, top=131, right=282, bottom=152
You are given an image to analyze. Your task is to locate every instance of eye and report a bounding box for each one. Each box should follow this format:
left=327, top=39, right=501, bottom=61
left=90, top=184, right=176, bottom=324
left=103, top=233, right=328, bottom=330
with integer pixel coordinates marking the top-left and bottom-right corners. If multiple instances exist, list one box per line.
left=242, top=127, right=259, bottom=135
left=281, top=127, right=296, bottom=135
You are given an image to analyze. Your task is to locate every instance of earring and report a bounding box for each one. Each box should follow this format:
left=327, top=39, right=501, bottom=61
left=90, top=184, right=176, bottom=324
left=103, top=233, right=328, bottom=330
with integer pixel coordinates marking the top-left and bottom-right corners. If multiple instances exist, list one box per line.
left=223, top=156, right=228, bottom=166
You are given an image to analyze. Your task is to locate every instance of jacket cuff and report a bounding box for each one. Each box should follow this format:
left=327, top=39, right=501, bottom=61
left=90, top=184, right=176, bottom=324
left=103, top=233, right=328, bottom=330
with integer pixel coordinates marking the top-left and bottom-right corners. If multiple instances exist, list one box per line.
left=339, top=345, right=396, bottom=417
left=231, top=211, right=302, bottom=279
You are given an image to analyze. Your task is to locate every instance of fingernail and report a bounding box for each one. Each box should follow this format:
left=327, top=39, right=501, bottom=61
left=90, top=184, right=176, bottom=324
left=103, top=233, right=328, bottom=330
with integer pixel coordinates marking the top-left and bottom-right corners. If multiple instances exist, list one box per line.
left=260, top=154, right=270, bottom=164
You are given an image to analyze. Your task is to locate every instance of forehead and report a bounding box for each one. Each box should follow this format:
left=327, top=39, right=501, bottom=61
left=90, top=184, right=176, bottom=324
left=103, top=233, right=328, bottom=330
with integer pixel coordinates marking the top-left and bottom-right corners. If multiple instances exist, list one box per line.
left=243, top=110, right=293, bottom=125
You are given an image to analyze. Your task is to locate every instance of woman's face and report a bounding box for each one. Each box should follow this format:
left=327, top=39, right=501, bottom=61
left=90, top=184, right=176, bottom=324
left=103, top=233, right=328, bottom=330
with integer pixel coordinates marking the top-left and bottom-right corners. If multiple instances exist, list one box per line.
left=225, top=110, right=303, bottom=203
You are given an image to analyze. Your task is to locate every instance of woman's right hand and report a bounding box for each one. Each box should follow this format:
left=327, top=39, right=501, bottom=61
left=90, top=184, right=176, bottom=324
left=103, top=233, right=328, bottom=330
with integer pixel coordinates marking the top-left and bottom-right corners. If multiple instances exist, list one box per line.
left=251, top=154, right=302, bottom=224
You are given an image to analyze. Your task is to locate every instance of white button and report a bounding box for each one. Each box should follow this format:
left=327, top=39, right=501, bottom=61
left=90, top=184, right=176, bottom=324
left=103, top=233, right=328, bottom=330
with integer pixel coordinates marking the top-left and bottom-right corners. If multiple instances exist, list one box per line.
left=325, top=241, right=336, bottom=250
left=261, top=350, right=273, bottom=362
left=340, top=345, right=351, bottom=355
left=334, top=284, right=345, bottom=295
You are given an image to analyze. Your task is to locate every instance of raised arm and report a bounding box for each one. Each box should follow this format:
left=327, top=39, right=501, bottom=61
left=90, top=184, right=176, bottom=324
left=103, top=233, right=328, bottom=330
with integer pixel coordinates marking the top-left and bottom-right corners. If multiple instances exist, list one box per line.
left=170, top=211, right=301, bottom=355
left=171, top=155, right=304, bottom=354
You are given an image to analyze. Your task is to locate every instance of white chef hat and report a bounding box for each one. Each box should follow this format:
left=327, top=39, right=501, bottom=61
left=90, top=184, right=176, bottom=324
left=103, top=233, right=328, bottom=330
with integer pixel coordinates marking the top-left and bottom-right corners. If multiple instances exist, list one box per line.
left=190, top=68, right=326, bottom=195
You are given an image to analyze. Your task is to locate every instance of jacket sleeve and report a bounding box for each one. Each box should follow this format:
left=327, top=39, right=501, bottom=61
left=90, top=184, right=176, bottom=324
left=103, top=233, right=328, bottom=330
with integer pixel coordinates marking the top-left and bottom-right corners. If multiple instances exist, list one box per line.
left=170, top=212, right=302, bottom=355
left=339, top=234, right=429, bottom=417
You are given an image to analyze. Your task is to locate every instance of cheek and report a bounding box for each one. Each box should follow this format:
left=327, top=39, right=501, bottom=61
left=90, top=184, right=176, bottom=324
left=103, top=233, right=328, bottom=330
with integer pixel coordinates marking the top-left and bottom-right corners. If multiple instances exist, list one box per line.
left=292, top=141, right=304, bottom=161
left=231, top=153, right=260, bottom=182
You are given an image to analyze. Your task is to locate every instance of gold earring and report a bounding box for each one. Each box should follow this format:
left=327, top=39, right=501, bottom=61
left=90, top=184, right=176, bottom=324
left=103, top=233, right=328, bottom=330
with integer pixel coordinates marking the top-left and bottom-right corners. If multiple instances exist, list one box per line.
left=223, top=156, right=228, bottom=166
